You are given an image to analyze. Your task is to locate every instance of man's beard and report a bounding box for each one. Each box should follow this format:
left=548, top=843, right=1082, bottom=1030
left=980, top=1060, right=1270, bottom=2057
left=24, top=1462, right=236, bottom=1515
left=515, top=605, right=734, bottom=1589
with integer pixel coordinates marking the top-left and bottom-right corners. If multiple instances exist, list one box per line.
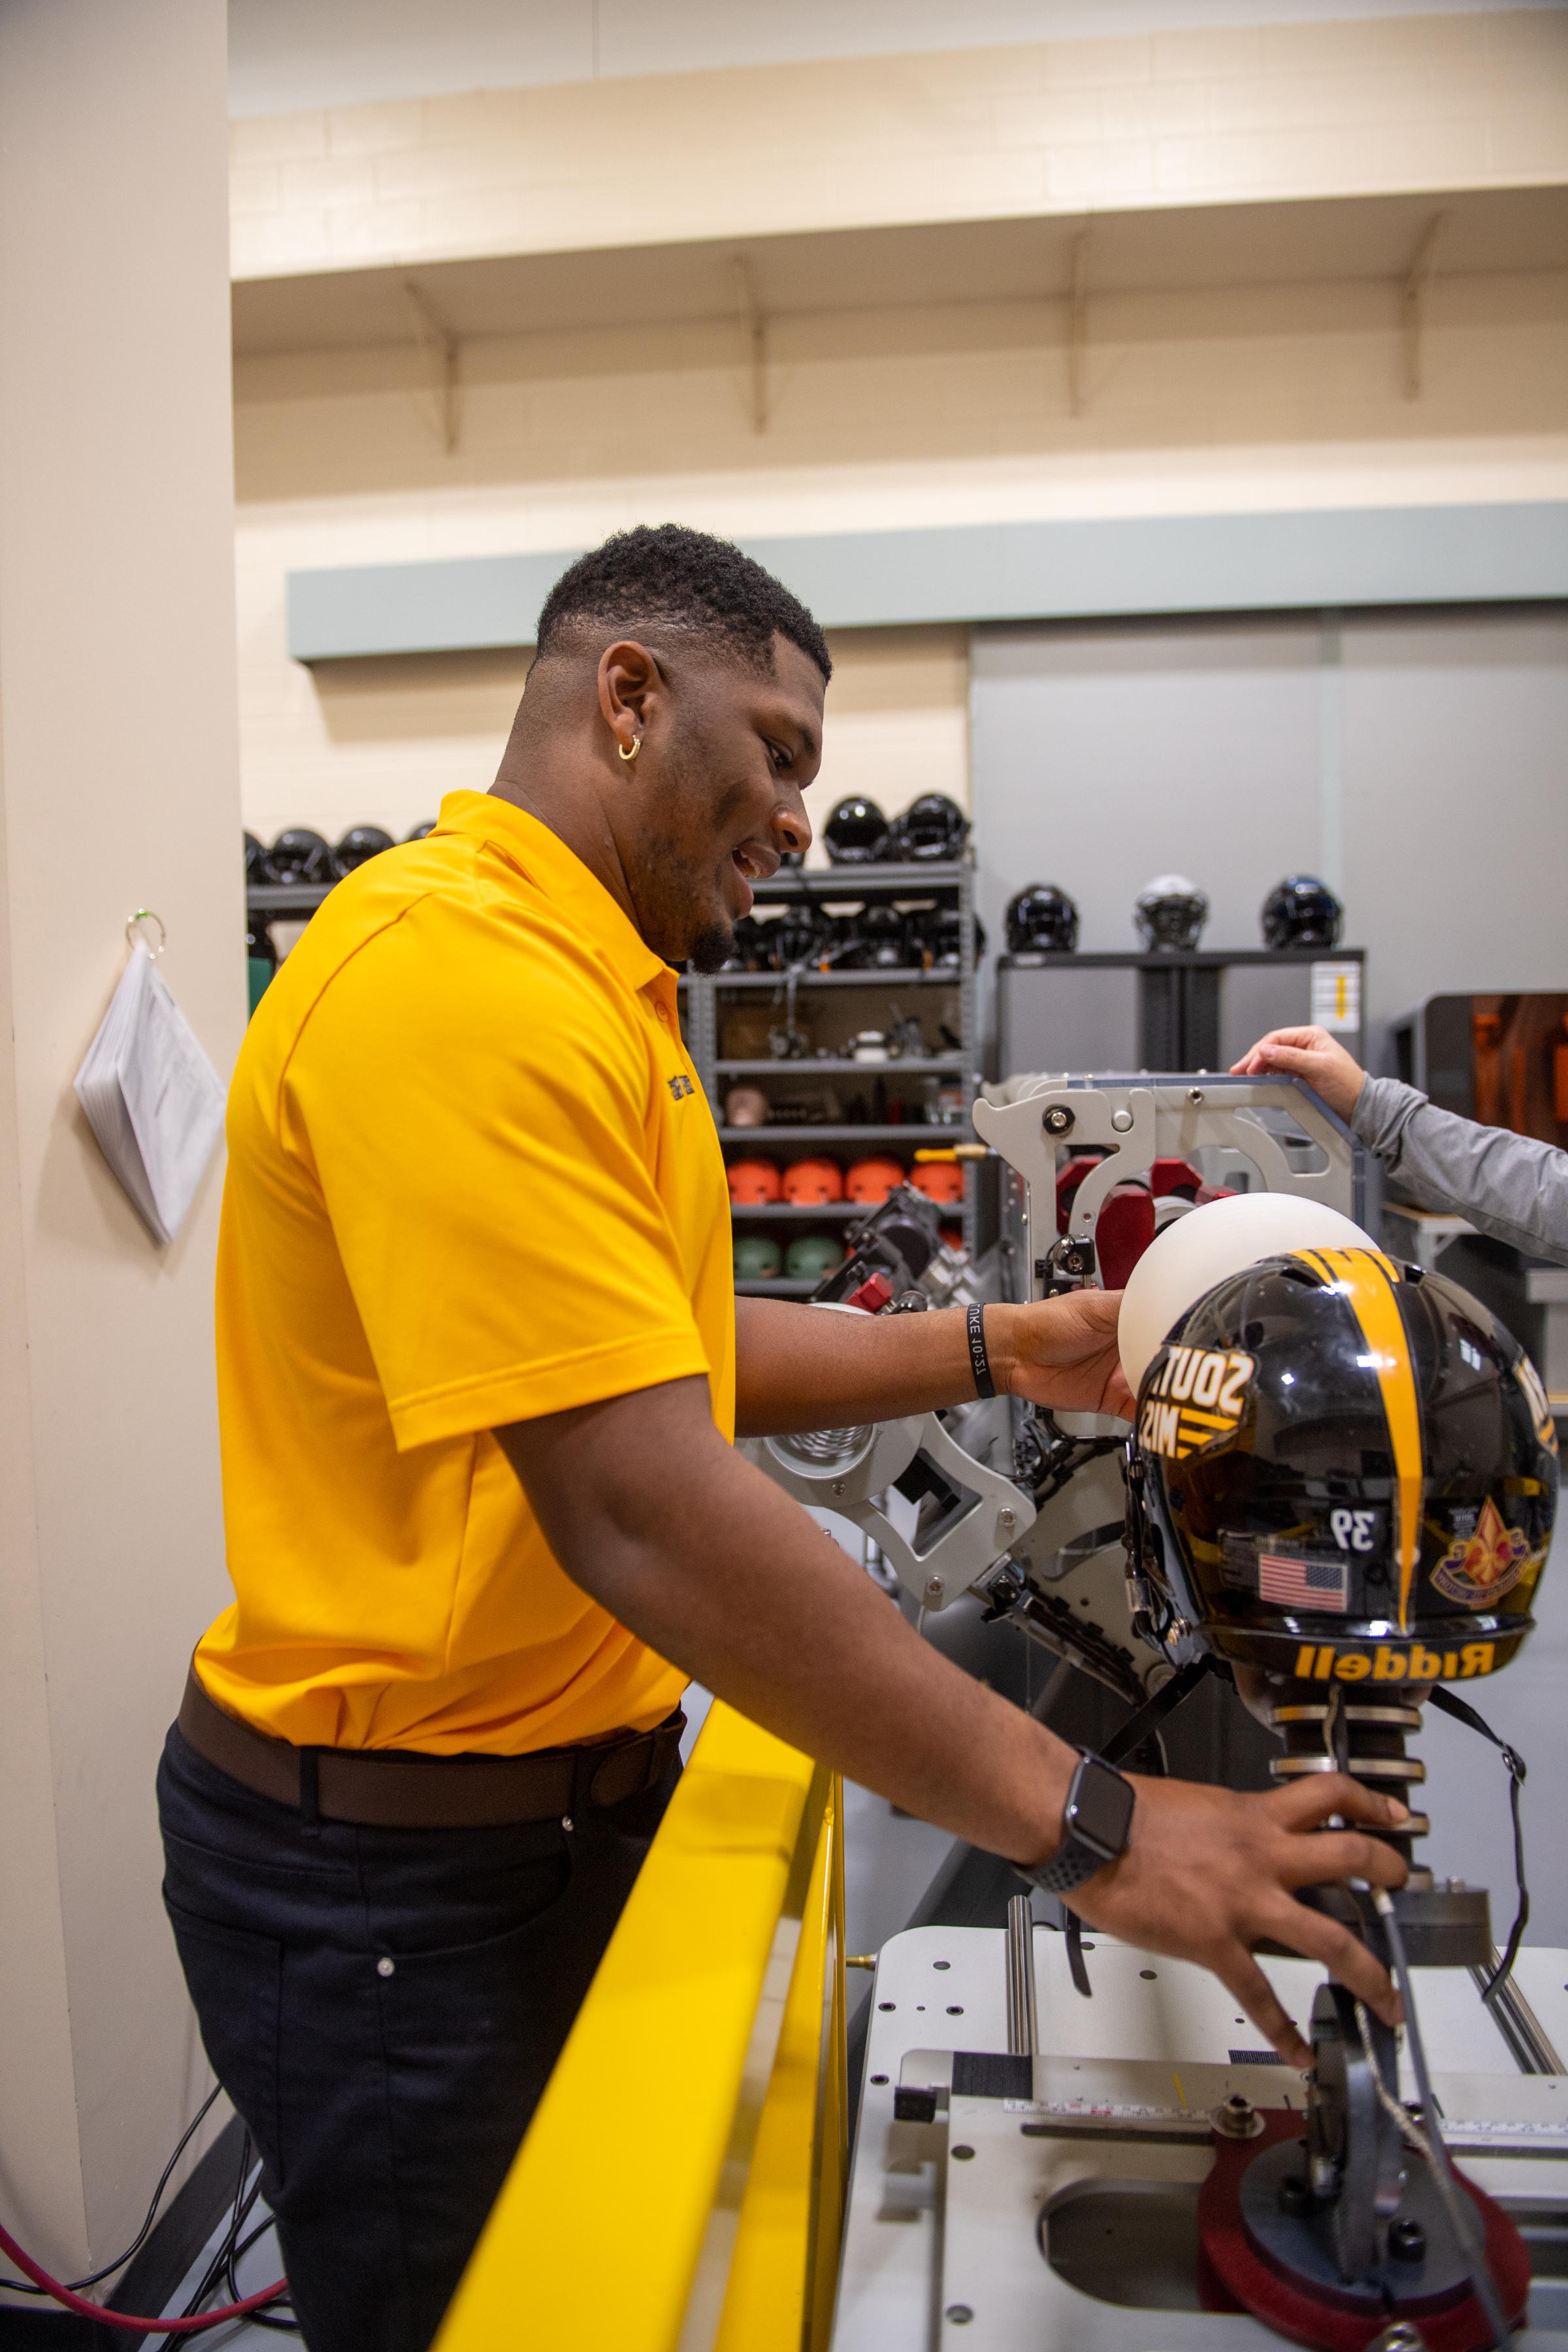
left=688, top=917, right=734, bottom=975
left=629, top=734, right=742, bottom=973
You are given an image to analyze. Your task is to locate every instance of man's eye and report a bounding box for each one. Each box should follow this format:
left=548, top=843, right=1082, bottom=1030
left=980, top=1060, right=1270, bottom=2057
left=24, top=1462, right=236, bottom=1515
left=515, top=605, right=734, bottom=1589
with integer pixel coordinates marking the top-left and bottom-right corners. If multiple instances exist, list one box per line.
left=768, top=742, right=791, bottom=773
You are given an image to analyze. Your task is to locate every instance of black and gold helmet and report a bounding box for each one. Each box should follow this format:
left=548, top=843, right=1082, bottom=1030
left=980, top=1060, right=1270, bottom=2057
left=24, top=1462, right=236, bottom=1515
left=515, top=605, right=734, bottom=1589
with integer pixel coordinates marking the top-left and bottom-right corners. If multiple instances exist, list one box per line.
left=1134, top=1246, right=1558, bottom=1689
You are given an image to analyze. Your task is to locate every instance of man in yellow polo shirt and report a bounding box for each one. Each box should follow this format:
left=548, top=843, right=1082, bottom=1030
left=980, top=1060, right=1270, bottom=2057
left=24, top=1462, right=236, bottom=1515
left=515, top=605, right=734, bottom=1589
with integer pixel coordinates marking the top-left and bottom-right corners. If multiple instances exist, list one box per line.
left=159, top=525, right=1406, bottom=2352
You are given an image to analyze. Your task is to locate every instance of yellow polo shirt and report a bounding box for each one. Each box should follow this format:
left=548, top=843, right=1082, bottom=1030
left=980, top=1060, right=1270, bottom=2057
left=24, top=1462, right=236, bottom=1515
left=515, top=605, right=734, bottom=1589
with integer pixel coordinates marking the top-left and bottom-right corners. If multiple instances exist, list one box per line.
left=195, top=791, right=731, bottom=1754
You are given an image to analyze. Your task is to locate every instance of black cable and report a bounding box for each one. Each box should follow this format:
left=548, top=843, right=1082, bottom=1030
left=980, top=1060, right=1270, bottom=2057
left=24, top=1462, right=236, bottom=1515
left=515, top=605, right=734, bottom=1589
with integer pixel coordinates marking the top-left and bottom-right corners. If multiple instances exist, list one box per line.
left=225, top=2215, right=299, bottom=2333
left=1427, top=1684, right=1529, bottom=2002
left=0, top=2087, right=221, bottom=2300
left=180, top=2134, right=259, bottom=2321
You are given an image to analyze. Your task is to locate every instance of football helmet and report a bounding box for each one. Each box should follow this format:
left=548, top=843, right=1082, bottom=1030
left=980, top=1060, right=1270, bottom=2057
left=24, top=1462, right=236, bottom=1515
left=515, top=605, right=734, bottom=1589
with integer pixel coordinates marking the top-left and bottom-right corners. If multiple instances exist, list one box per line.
left=888, top=792, right=969, bottom=863
left=823, top=796, right=890, bottom=865
left=267, top=828, right=333, bottom=886
left=1005, top=883, right=1079, bottom=956
left=1261, top=874, right=1344, bottom=951
left=331, top=825, right=395, bottom=877
left=1135, top=874, right=1208, bottom=952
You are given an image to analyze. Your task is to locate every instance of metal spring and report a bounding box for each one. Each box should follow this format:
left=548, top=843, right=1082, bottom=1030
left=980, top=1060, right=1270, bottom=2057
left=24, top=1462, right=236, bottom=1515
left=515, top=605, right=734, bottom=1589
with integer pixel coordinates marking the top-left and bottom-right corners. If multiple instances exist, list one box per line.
left=772, top=1425, right=874, bottom=1469
left=1266, top=1688, right=1431, bottom=1852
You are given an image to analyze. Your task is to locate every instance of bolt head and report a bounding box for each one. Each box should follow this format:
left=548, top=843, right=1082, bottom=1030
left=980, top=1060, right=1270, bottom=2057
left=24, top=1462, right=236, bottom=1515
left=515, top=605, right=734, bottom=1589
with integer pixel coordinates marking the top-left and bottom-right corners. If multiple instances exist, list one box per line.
left=924, top=1575, right=944, bottom=1599
left=1188, top=1086, right=1204, bottom=1104
left=1111, top=1108, right=1133, bottom=1132
left=998, top=1508, right=1015, bottom=1532
left=1042, top=1104, right=1074, bottom=1135
left=1388, top=2216, right=1426, bottom=2264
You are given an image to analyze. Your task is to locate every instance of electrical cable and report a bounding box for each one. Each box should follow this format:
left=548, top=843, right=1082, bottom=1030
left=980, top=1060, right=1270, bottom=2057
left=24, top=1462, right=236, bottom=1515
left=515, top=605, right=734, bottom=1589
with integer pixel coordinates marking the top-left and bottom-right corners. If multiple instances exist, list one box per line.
left=0, top=2215, right=287, bottom=2333
left=1359, top=1884, right=1516, bottom=2348
left=0, top=2085, right=221, bottom=2299
left=0, top=2104, right=291, bottom=2340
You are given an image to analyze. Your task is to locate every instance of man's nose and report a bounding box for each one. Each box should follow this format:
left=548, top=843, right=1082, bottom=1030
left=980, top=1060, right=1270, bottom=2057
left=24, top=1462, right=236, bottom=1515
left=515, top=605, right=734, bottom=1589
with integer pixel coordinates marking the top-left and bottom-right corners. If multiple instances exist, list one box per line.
left=776, top=792, right=811, bottom=858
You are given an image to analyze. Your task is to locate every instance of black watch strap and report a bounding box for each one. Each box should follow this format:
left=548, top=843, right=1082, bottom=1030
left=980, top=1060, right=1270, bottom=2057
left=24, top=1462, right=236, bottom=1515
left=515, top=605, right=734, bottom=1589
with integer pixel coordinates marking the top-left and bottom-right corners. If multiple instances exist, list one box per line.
left=1019, top=1749, right=1135, bottom=1897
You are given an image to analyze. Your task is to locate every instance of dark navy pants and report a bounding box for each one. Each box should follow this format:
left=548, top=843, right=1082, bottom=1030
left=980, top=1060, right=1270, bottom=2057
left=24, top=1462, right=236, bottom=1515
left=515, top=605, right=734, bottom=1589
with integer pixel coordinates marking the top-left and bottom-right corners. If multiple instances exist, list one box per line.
left=157, top=1722, right=678, bottom=2352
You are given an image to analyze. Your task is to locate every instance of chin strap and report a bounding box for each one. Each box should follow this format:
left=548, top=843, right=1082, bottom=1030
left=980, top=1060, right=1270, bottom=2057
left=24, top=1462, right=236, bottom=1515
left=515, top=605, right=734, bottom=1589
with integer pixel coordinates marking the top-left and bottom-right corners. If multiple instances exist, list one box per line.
left=1427, top=1682, right=1529, bottom=2005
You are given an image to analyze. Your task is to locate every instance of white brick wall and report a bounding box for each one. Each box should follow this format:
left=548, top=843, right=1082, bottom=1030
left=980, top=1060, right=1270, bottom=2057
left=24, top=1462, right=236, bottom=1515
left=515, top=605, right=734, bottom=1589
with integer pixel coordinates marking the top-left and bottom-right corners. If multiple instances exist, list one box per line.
left=233, top=265, right=1567, bottom=844
left=229, top=12, right=1568, bottom=282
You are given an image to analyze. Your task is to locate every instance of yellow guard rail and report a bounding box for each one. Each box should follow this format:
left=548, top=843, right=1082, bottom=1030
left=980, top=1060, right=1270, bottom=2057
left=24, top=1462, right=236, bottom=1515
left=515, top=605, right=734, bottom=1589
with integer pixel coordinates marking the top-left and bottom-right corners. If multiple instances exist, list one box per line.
left=435, top=1704, right=847, bottom=2352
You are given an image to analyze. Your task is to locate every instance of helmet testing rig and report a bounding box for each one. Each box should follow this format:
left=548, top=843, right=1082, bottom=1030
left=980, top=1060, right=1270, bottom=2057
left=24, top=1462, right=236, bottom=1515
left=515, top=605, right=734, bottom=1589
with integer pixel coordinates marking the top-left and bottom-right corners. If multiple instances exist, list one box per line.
left=752, top=1073, right=1567, bottom=2352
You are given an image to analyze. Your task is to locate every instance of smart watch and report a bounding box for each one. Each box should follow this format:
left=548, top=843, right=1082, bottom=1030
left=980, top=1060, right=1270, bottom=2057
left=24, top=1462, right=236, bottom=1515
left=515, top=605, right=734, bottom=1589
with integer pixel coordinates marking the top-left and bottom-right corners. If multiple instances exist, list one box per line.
left=1020, top=1748, right=1135, bottom=1896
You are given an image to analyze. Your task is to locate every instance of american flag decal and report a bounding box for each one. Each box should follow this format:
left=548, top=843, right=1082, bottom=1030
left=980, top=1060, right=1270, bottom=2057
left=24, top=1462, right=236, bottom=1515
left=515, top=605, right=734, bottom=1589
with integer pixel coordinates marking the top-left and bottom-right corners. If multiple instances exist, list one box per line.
left=1258, top=1554, right=1348, bottom=1612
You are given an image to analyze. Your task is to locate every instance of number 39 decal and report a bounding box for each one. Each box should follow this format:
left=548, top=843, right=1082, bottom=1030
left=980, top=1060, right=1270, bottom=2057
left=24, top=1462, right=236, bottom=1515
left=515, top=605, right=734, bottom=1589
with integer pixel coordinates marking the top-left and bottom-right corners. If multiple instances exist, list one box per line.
left=1330, top=1509, right=1379, bottom=1554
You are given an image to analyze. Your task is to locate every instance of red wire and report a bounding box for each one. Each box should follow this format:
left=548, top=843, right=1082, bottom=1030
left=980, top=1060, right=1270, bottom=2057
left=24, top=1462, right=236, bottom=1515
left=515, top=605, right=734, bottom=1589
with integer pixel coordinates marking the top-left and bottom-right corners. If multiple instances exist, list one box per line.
left=0, top=2217, right=287, bottom=2334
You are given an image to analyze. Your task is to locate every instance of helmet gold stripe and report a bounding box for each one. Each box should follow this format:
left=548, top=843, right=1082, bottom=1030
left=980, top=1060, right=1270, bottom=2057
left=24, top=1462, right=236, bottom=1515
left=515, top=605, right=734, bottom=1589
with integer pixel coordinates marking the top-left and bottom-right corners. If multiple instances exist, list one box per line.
left=1291, top=1247, right=1423, bottom=1631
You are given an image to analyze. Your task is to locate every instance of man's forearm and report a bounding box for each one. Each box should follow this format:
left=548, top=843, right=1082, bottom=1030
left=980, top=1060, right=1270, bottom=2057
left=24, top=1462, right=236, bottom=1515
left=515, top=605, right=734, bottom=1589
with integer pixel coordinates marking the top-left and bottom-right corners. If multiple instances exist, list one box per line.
left=734, top=1294, right=1013, bottom=1436
left=498, top=1377, right=1073, bottom=1864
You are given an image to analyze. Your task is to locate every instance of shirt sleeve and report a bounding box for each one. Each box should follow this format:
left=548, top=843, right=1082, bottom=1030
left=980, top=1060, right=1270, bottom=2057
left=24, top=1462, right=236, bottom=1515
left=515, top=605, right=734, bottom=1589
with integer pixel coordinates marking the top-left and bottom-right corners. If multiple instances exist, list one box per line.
left=1354, top=1074, right=1568, bottom=1267
left=280, top=901, right=713, bottom=1450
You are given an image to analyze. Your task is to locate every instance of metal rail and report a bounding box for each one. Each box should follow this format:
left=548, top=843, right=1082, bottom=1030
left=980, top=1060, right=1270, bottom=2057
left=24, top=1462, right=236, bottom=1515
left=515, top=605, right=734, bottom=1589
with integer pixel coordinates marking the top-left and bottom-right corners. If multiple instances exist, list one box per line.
left=434, top=1708, right=845, bottom=2352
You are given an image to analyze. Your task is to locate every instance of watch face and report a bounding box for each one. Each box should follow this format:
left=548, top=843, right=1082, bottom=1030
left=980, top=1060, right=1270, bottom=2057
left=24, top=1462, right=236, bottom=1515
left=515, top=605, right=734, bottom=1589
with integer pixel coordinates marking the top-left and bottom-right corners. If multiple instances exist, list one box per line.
left=1069, top=1759, right=1135, bottom=1857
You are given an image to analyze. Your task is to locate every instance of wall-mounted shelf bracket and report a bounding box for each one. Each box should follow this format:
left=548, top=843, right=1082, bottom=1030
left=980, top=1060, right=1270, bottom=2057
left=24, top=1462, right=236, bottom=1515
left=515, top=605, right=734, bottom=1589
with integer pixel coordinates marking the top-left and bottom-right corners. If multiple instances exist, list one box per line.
left=1067, top=227, right=1090, bottom=416
left=1401, top=212, right=1445, bottom=400
left=402, top=278, right=461, bottom=453
left=733, top=254, right=768, bottom=433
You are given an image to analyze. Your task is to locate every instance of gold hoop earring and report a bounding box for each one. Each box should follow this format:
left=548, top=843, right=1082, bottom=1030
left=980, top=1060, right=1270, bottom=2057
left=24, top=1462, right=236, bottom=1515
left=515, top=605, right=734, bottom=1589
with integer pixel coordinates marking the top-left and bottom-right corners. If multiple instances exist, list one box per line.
left=618, top=736, right=641, bottom=764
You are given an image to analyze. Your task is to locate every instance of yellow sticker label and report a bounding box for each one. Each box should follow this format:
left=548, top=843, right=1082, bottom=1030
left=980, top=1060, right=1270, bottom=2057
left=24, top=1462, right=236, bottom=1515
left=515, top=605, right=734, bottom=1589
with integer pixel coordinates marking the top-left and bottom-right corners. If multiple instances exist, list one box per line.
left=1139, top=1348, right=1254, bottom=1460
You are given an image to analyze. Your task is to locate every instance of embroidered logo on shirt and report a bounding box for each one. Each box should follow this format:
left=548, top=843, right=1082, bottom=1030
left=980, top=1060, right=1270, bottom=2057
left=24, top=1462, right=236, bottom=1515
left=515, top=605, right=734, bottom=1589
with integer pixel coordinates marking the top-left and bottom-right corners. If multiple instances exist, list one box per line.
left=667, top=1074, right=696, bottom=1102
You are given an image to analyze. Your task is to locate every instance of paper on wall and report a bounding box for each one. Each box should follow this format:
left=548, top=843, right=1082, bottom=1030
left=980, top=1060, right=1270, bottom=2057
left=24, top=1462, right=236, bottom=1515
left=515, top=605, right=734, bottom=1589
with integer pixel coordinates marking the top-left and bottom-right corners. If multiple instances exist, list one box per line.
left=74, top=943, right=226, bottom=1245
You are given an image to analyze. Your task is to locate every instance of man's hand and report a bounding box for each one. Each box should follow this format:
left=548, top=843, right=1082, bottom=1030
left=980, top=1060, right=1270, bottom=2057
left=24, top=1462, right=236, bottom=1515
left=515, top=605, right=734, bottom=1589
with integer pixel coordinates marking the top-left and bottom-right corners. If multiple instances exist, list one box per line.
left=1230, top=1024, right=1366, bottom=1124
left=997, top=1286, right=1133, bottom=1420
left=498, top=1375, right=1406, bottom=2066
left=1071, top=1772, right=1409, bottom=2068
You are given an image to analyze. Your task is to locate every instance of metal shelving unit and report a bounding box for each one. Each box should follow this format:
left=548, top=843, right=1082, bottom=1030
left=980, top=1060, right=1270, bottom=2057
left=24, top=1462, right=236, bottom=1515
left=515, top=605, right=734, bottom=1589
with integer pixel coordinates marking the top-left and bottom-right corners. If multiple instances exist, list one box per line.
left=683, top=860, right=981, bottom=1296
left=246, top=862, right=983, bottom=1304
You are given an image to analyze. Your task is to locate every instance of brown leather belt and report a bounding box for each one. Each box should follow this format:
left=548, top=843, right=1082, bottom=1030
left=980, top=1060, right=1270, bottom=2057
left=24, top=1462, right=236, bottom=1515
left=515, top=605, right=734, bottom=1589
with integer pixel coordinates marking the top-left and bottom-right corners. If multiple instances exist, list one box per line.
left=177, top=1669, right=685, bottom=1830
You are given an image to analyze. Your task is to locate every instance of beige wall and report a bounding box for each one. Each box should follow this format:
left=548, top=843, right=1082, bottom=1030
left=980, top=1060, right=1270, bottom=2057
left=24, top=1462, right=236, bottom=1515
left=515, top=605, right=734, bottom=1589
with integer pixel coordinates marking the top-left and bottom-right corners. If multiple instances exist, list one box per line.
left=0, top=0, right=244, bottom=2274
left=229, top=10, right=1567, bottom=278
left=235, top=265, right=1566, bottom=852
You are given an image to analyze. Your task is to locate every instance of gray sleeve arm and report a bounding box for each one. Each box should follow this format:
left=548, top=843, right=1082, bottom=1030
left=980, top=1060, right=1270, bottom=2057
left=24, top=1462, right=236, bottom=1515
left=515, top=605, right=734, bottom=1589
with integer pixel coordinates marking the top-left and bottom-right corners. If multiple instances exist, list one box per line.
left=1352, top=1075, right=1568, bottom=1267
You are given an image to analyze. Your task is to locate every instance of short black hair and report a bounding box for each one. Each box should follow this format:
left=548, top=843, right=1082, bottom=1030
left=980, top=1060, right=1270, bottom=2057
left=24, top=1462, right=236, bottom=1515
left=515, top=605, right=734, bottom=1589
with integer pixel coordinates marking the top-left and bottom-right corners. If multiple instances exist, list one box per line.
left=533, top=523, right=831, bottom=683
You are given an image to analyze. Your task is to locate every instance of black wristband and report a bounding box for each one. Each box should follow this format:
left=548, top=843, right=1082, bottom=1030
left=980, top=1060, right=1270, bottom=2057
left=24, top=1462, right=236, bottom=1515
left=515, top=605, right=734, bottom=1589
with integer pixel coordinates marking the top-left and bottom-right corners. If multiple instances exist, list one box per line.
left=966, top=1302, right=996, bottom=1399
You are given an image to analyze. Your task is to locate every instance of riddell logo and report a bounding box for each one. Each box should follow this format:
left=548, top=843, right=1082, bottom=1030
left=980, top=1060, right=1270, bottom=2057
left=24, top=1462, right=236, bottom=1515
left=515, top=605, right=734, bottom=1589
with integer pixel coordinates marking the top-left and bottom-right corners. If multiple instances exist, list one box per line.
left=666, top=1074, right=695, bottom=1102
left=1293, top=1641, right=1496, bottom=1682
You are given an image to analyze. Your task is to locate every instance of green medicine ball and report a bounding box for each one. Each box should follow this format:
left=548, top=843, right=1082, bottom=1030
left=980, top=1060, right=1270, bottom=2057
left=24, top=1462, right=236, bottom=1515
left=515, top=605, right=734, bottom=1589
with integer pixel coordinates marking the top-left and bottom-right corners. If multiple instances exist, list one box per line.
left=785, top=1232, right=843, bottom=1282
left=734, top=1233, right=782, bottom=1281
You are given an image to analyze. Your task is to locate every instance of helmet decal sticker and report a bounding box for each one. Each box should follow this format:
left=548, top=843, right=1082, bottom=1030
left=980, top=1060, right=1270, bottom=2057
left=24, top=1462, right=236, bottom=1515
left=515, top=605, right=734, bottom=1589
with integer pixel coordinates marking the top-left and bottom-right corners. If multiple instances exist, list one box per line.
left=1431, top=1496, right=1535, bottom=1609
left=1260, top=1552, right=1349, bottom=1612
left=1138, top=1345, right=1254, bottom=1458
left=1292, top=1247, right=1423, bottom=1634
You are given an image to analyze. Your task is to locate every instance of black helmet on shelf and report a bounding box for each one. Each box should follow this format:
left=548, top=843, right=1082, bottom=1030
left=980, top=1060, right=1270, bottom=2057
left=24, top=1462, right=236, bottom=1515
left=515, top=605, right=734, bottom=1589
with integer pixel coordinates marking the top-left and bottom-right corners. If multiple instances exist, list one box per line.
left=824, top=796, right=890, bottom=865
left=719, top=914, right=766, bottom=972
left=404, top=820, right=436, bottom=842
left=909, top=906, right=985, bottom=970
left=331, top=825, right=395, bottom=878
left=768, top=907, right=826, bottom=971
left=838, top=906, right=907, bottom=970
left=1134, top=873, right=1208, bottom=952
left=1134, top=1249, right=1558, bottom=1688
left=1005, top=882, right=1079, bottom=955
left=777, top=847, right=805, bottom=870
left=1261, top=874, right=1344, bottom=951
left=268, top=828, right=333, bottom=886
left=244, top=830, right=272, bottom=885
left=888, top=793, right=970, bottom=864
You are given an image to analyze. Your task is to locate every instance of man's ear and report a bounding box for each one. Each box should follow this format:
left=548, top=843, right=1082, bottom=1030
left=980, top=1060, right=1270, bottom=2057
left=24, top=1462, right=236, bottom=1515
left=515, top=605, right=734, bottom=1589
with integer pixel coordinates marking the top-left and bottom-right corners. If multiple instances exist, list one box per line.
left=598, top=640, right=664, bottom=764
